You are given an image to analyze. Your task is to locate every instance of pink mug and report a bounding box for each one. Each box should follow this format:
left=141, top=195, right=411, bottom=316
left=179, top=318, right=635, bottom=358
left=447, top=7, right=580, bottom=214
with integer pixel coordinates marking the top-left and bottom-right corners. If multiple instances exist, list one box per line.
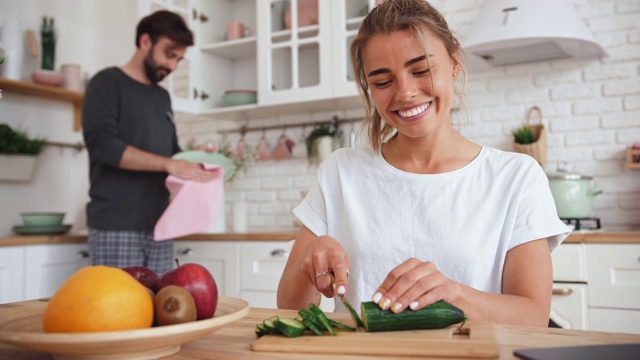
left=227, top=22, right=251, bottom=40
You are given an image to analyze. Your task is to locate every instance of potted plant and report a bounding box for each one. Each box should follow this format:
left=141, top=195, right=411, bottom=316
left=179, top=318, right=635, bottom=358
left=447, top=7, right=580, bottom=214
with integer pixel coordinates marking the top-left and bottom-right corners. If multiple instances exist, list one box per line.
left=305, top=122, right=343, bottom=163
left=0, top=123, right=47, bottom=182
left=511, top=106, right=547, bottom=169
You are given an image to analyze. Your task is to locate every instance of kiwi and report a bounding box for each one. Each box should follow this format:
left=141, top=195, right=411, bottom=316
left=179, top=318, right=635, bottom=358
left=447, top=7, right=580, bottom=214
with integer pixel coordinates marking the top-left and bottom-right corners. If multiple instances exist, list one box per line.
left=154, top=285, right=197, bottom=326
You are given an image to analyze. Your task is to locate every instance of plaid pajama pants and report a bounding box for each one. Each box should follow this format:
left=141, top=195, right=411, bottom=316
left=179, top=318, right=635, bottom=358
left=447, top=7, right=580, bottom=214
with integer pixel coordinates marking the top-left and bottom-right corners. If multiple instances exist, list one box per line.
left=88, top=228, right=174, bottom=276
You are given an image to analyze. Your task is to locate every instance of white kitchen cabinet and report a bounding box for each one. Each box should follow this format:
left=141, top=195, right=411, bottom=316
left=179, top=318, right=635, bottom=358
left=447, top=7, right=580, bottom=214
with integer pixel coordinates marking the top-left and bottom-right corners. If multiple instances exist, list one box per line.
left=174, top=241, right=240, bottom=298
left=589, top=308, right=640, bottom=334
left=586, top=243, right=640, bottom=334
left=550, top=243, right=589, bottom=330
left=0, top=246, right=25, bottom=304
left=23, top=243, right=91, bottom=300
left=550, top=283, right=589, bottom=330
left=139, top=0, right=258, bottom=114
left=239, top=240, right=334, bottom=311
left=138, top=0, right=381, bottom=118
left=257, top=0, right=378, bottom=106
left=239, top=241, right=290, bottom=308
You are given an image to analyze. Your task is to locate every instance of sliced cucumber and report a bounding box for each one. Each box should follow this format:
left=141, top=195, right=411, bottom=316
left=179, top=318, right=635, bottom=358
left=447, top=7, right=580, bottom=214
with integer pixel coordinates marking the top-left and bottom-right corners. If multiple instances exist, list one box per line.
left=274, top=318, right=306, bottom=337
left=308, top=303, right=336, bottom=335
left=328, top=318, right=356, bottom=332
left=298, top=308, right=324, bottom=335
left=342, top=298, right=364, bottom=328
left=262, top=315, right=279, bottom=331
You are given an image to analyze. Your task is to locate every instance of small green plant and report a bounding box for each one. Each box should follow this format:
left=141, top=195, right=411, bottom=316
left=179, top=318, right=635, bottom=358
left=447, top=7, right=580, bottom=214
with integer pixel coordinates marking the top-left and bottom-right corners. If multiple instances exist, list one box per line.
left=0, top=57, right=4, bottom=64
left=0, top=124, right=47, bottom=155
left=512, top=125, right=535, bottom=145
left=305, top=123, right=343, bottom=158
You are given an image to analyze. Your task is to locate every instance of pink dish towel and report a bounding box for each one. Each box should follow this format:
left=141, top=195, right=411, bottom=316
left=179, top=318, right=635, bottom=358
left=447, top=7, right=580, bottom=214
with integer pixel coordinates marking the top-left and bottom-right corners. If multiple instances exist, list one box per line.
left=154, top=164, right=224, bottom=241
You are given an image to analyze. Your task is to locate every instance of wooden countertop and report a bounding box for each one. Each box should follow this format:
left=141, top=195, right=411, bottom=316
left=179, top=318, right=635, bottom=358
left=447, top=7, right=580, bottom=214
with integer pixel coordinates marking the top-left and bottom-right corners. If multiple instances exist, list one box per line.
left=1, top=230, right=639, bottom=247
left=0, top=304, right=639, bottom=359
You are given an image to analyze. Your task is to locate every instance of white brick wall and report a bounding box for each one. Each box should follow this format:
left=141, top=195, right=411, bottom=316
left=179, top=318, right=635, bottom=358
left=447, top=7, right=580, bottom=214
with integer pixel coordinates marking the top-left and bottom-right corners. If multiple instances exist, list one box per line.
left=177, top=0, right=639, bottom=232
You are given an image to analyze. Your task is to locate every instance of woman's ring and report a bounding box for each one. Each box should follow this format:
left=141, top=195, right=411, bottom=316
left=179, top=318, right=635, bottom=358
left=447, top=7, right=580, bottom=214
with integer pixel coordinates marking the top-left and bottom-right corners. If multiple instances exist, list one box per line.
left=315, top=271, right=331, bottom=278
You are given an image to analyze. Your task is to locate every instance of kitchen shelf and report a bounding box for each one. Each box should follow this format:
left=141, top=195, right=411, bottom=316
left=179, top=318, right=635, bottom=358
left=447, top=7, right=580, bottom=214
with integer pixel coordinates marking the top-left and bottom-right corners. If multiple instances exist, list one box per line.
left=0, top=77, right=83, bottom=131
left=201, top=37, right=257, bottom=59
left=627, top=146, right=640, bottom=169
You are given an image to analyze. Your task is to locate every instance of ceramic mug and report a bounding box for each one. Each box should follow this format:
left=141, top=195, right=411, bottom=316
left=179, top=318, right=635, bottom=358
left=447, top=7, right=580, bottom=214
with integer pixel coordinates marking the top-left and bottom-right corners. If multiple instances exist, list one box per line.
left=61, top=64, right=82, bottom=91
left=227, top=22, right=251, bottom=40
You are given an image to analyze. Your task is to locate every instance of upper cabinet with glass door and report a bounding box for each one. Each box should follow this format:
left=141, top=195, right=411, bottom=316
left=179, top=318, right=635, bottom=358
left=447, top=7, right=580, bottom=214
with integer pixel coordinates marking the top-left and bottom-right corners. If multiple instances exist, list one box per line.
left=257, top=0, right=384, bottom=108
left=139, top=0, right=258, bottom=114
left=257, top=0, right=333, bottom=106
left=331, top=0, right=385, bottom=98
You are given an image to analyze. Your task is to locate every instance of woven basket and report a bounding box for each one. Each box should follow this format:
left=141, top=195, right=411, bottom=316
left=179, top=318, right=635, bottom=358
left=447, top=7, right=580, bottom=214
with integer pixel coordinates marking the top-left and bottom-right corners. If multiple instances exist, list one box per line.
left=513, top=106, right=547, bottom=169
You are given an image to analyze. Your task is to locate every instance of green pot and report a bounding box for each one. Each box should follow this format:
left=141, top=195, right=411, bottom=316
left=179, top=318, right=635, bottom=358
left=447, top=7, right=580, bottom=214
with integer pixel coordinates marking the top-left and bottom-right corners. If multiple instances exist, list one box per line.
left=548, top=173, right=602, bottom=219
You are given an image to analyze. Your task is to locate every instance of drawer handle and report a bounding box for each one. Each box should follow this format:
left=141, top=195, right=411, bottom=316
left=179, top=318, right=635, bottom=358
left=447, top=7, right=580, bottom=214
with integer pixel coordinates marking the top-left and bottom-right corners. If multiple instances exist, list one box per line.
left=552, top=288, right=573, bottom=296
left=76, top=250, right=90, bottom=259
left=270, top=249, right=289, bottom=258
left=178, top=248, right=194, bottom=256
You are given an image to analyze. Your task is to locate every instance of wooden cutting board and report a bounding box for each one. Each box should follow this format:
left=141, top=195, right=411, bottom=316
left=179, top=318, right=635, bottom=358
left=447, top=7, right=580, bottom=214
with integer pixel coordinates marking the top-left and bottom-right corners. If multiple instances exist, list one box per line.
left=251, top=321, right=498, bottom=358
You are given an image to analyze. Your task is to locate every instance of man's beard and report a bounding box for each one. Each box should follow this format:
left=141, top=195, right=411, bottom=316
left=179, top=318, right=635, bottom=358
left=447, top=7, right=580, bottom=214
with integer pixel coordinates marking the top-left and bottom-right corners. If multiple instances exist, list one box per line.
left=143, top=50, right=171, bottom=84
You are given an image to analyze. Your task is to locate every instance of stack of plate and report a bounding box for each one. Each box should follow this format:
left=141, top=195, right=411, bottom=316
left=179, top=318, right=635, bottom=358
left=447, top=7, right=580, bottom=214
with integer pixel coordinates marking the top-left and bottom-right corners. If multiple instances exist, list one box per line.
left=12, top=212, right=72, bottom=235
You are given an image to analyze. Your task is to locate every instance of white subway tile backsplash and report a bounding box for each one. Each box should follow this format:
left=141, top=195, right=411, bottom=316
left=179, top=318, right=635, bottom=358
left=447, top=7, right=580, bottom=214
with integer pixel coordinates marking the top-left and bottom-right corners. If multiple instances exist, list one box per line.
left=550, top=116, right=599, bottom=132
left=566, top=130, right=616, bottom=146
left=551, top=83, right=600, bottom=100
left=601, top=112, right=640, bottom=127
left=623, top=95, right=640, bottom=110
left=573, top=98, right=622, bottom=115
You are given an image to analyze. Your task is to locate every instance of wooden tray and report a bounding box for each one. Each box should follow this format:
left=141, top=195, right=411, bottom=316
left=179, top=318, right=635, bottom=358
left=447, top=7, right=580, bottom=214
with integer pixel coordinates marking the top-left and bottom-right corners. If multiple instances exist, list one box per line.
left=252, top=321, right=498, bottom=358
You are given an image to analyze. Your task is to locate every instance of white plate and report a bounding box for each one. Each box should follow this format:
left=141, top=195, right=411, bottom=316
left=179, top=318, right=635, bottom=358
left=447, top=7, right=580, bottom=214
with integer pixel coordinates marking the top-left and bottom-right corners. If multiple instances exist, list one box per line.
left=172, top=151, right=235, bottom=181
left=0, top=296, right=249, bottom=360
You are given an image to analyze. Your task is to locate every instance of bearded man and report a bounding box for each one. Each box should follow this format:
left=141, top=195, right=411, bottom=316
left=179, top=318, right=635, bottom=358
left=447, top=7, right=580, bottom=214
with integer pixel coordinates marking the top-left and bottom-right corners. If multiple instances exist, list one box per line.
left=82, top=10, right=215, bottom=275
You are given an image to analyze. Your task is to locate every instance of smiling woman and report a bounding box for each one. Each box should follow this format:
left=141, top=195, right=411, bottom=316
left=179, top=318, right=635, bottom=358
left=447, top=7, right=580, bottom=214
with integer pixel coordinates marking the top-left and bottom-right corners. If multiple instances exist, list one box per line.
left=278, top=0, right=570, bottom=328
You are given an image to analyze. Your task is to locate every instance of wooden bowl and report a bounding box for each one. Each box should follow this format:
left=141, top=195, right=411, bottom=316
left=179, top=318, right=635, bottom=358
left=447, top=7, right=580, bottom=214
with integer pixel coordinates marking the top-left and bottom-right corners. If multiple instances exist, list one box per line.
left=0, top=297, right=249, bottom=360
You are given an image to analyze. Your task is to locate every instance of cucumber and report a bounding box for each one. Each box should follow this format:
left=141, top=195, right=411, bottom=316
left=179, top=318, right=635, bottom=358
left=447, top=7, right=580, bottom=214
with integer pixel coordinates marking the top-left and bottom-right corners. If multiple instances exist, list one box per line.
left=308, top=304, right=337, bottom=335
left=298, top=308, right=324, bottom=335
left=342, top=298, right=364, bottom=328
left=262, top=315, right=279, bottom=332
left=328, top=318, right=356, bottom=332
left=360, top=300, right=466, bottom=332
left=274, top=318, right=307, bottom=337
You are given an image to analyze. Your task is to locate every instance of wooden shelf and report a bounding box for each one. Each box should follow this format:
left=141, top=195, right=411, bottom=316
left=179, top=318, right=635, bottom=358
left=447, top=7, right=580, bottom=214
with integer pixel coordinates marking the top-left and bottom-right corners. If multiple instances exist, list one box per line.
left=627, top=146, right=640, bottom=169
left=0, top=77, right=83, bottom=131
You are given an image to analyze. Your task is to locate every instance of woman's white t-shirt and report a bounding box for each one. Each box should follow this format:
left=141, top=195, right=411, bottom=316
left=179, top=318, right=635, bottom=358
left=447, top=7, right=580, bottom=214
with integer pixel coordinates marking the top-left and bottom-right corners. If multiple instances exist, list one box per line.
left=293, top=146, right=571, bottom=313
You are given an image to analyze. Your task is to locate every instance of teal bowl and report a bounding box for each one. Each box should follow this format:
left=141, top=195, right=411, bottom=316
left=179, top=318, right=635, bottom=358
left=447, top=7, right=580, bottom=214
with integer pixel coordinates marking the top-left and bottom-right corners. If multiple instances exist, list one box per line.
left=21, top=212, right=65, bottom=226
left=221, top=91, right=257, bottom=107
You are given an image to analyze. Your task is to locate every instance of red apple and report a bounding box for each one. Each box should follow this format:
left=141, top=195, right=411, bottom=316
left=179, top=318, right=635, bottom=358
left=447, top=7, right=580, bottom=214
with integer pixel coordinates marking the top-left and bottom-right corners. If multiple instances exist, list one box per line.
left=122, top=266, right=160, bottom=293
left=159, top=260, right=218, bottom=320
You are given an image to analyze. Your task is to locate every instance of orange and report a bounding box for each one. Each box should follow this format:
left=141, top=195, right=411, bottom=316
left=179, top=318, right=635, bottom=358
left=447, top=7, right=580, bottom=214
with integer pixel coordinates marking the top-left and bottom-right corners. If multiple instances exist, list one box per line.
left=42, top=265, right=154, bottom=333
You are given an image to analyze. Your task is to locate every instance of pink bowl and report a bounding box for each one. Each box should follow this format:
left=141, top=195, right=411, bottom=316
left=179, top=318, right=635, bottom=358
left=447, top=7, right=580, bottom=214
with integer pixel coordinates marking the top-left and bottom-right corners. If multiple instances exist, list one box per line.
left=32, top=70, right=64, bottom=87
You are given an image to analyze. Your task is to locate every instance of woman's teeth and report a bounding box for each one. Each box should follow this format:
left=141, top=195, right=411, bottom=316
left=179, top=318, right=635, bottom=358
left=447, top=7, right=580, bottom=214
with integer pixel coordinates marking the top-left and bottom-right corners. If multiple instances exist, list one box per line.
left=397, top=103, right=430, bottom=118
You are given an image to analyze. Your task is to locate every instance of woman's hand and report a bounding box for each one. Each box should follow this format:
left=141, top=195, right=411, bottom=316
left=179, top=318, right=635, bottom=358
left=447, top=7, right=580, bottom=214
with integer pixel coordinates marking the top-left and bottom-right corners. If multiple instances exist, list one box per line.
left=373, top=258, right=459, bottom=313
left=296, top=235, right=351, bottom=298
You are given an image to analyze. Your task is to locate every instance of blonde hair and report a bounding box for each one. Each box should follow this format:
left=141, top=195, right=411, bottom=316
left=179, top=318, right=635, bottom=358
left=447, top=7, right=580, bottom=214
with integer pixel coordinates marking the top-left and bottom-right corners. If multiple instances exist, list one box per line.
left=350, top=0, right=467, bottom=152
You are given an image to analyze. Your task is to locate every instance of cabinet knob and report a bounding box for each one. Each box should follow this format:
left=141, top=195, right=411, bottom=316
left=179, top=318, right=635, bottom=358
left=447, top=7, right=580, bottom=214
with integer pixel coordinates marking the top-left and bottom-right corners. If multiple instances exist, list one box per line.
left=192, top=8, right=209, bottom=23
left=76, top=250, right=90, bottom=259
left=193, top=88, right=209, bottom=100
left=552, top=288, right=573, bottom=296
left=178, top=248, right=194, bottom=256
left=270, top=249, right=289, bottom=258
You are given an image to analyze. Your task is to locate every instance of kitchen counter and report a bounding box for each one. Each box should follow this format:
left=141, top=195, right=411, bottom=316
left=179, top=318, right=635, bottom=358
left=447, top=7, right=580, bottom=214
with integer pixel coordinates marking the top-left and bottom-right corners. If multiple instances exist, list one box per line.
left=1, top=302, right=639, bottom=359
left=1, top=230, right=639, bottom=247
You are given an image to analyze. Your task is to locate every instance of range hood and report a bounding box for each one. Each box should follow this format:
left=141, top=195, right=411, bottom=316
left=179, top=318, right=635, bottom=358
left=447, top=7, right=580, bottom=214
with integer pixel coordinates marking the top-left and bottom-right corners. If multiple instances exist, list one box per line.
left=461, top=0, right=607, bottom=70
